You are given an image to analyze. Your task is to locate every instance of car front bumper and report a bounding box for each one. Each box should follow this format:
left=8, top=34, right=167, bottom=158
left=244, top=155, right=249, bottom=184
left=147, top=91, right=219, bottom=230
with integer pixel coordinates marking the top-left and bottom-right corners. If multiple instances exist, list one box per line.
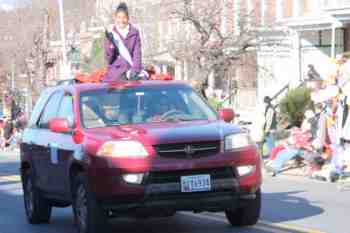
left=99, top=174, right=257, bottom=216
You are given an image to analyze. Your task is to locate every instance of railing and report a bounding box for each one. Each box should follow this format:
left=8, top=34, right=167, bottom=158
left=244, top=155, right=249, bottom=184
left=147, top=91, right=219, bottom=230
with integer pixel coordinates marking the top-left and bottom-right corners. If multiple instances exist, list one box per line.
left=270, top=83, right=290, bottom=105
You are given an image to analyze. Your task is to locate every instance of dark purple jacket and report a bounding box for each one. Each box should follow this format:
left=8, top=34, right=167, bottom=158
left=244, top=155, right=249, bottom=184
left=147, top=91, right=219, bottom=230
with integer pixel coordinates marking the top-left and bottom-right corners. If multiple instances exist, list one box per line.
left=103, top=24, right=142, bottom=82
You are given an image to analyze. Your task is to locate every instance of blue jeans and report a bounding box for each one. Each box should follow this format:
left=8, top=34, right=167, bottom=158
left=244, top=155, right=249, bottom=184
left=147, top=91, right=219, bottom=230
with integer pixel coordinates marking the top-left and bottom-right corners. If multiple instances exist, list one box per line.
left=265, top=134, right=275, bottom=155
left=270, top=148, right=300, bottom=172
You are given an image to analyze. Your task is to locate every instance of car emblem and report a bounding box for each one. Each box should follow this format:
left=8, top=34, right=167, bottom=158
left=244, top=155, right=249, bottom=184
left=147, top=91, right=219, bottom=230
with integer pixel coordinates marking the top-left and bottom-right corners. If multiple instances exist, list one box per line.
left=184, top=145, right=195, bottom=156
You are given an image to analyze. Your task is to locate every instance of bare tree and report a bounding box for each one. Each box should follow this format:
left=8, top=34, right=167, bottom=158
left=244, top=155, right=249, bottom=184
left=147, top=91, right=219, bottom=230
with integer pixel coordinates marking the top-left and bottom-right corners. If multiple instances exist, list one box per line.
left=165, top=0, right=260, bottom=88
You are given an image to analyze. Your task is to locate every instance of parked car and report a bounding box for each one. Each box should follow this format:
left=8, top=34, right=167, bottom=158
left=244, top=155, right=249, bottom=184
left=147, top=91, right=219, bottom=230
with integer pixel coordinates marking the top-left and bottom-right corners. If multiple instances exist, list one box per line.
left=20, top=80, right=262, bottom=233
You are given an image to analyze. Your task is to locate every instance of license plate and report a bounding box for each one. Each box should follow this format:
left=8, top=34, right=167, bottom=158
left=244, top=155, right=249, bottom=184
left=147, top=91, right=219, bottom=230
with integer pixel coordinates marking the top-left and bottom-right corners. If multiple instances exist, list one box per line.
left=181, top=175, right=211, bottom=193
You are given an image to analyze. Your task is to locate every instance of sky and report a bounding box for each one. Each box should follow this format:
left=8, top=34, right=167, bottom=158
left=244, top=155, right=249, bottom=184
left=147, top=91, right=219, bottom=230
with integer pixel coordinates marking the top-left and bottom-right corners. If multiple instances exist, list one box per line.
left=0, top=0, right=28, bottom=11
left=0, top=0, right=16, bottom=11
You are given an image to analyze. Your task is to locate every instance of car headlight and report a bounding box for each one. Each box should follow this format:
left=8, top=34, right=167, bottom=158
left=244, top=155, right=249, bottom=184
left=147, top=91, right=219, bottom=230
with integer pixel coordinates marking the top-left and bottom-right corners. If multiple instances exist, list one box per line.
left=237, top=165, right=256, bottom=177
left=122, top=173, right=144, bottom=184
left=225, top=133, right=252, bottom=151
left=97, top=141, right=149, bottom=158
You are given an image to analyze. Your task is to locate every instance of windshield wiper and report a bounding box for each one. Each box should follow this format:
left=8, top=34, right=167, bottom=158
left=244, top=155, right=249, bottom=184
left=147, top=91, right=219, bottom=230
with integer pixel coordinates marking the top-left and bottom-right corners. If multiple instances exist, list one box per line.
left=164, top=117, right=203, bottom=122
left=106, top=122, right=122, bottom=126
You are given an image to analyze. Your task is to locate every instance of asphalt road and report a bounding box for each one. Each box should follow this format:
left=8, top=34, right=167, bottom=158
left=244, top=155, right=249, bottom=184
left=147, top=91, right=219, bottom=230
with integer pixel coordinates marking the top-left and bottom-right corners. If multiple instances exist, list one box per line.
left=0, top=151, right=348, bottom=233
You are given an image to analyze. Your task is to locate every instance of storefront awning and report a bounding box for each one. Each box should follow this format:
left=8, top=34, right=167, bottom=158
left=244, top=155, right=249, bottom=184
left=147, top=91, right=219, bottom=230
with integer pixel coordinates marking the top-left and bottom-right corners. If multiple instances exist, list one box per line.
left=325, top=8, right=350, bottom=23
left=280, top=15, right=338, bottom=31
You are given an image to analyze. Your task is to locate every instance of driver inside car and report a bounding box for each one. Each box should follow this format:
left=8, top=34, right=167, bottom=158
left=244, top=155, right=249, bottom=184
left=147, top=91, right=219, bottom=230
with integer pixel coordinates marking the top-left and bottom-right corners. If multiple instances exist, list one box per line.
left=146, top=96, right=174, bottom=122
left=156, top=98, right=171, bottom=115
left=147, top=96, right=180, bottom=122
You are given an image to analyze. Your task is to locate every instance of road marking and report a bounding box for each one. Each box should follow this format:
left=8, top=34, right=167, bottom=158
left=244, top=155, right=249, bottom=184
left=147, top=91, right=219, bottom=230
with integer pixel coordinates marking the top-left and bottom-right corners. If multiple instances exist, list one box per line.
left=210, top=212, right=326, bottom=233
left=211, top=212, right=326, bottom=233
left=258, top=221, right=326, bottom=233
left=0, top=183, right=23, bottom=195
left=180, top=212, right=326, bottom=233
left=213, top=212, right=325, bottom=233
left=0, top=175, right=21, bottom=182
left=181, top=212, right=287, bottom=233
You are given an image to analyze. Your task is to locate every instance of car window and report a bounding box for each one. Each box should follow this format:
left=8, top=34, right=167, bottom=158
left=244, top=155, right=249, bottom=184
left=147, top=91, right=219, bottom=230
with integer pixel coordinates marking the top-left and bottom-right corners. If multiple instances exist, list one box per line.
left=28, top=90, right=51, bottom=128
left=38, top=91, right=63, bottom=128
left=80, top=86, right=218, bottom=128
left=179, top=90, right=212, bottom=119
left=57, top=94, right=74, bottom=126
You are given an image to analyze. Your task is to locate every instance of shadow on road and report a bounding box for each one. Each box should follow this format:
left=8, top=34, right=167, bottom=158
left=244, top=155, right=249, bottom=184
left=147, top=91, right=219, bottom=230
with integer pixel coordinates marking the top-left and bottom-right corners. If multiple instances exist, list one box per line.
left=262, top=190, right=324, bottom=223
left=0, top=161, right=20, bottom=176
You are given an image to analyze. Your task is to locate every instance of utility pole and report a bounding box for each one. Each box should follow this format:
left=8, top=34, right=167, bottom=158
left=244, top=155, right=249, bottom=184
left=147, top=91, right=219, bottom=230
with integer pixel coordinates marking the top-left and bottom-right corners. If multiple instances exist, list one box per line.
left=11, top=62, right=15, bottom=90
left=58, top=0, right=70, bottom=79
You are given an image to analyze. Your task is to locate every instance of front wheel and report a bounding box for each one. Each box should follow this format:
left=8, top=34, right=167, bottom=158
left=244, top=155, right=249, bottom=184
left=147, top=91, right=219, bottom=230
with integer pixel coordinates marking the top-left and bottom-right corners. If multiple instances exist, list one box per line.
left=72, top=173, right=109, bottom=233
left=22, top=170, right=52, bottom=224
left=225, top=189, right=261, bottom=226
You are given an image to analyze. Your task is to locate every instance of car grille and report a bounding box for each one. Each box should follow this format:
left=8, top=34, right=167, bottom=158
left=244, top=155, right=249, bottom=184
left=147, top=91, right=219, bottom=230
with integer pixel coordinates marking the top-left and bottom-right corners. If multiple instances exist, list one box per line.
left=155, top=141, right=221, bottom=159
left=145, top=167, right=238, bottom=197
left=148, top=167, right=235, bottom=184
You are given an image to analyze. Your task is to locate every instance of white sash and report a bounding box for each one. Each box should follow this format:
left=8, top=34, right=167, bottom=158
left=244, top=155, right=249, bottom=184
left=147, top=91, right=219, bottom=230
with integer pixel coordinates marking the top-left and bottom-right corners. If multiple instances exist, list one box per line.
left=110, top=29, right=149, bottom=79
left=110, top=30, right=133, bottom=67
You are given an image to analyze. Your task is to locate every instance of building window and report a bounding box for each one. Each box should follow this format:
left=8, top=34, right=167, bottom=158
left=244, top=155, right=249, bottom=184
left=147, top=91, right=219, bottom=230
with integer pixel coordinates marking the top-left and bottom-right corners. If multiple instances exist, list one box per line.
left=234, top=0, right=240, bottom=35
left=309, top=0, right=321, bottom=13
left=293, top=0, right=301, bottom=17
left=276, top=0, right=283, bottom=20
left=246, top=0, right=253, bottom=27
left=221, top=0, right=228, bottom=36
left=261, top=0, right=266, bottom=26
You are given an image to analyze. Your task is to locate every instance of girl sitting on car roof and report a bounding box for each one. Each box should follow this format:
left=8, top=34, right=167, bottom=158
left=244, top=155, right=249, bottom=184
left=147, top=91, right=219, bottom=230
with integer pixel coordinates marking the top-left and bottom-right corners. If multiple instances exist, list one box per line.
left=103, top=2, right=147, bottom=82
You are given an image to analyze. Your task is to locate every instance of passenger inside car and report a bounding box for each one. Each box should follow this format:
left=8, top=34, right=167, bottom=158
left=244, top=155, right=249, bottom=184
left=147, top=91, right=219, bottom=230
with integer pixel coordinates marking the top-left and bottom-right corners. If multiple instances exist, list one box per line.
left=82, top=98, right=106, bottom=128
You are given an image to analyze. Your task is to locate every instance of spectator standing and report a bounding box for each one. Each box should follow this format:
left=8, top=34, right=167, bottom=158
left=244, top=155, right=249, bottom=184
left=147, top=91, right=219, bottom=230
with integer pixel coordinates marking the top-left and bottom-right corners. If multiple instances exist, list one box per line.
left=7, top=127, right=21, bottom=151
left=4, top=119, right=13, bottom=146
left=263, top=96, right=278, bottom=156
left=0, top=127, right=5, bottom=151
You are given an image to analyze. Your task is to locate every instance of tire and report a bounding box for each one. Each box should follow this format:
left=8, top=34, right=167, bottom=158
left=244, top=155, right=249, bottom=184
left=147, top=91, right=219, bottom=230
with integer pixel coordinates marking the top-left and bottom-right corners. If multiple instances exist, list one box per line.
left=72, top=173, right=109, bottom=233
left=225, top=189, right=261, bottom=226
left=22, top=170, right=52, bottom=224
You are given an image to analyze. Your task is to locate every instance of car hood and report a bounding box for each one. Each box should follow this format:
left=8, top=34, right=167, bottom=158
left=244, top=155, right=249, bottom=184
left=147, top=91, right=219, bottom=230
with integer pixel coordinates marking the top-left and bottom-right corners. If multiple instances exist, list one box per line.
left=85, top=120, right=242, bottom=145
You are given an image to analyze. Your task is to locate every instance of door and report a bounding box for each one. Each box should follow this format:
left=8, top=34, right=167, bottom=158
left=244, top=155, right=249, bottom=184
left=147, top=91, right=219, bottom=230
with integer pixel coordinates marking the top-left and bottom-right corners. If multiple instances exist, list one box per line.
left=21, top=91, right=50, bottom=186
left=48, top=93, right=76, bottom=195
left=35, top=91, right=64, bottom=192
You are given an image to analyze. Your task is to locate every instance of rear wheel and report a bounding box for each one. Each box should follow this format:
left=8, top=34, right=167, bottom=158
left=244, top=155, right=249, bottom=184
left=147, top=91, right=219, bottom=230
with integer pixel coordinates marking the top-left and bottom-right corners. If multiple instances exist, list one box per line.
left=72, top=173, right=109, bottom=233
left=22, top=170, right=52, bottom=224
left=225, top=189, right=261, bottom=226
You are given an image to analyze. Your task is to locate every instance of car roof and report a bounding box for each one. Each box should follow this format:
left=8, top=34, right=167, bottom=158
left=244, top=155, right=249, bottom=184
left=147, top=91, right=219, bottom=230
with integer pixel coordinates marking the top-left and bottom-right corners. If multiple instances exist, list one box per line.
left=50, top=80, right=192, bottom=94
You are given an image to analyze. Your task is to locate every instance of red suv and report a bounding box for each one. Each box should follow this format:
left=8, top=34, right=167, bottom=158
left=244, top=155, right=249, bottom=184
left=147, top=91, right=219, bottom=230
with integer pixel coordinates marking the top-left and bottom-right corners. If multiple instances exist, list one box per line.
left=20, top=80, right=262, bottom=233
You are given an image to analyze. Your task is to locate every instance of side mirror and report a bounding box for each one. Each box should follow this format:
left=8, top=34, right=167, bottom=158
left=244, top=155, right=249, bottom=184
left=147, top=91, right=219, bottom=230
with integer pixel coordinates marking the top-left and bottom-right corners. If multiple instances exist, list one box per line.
left=48, top=118, right=72, bottom=133
left=218, top=108, right=235, bottom=123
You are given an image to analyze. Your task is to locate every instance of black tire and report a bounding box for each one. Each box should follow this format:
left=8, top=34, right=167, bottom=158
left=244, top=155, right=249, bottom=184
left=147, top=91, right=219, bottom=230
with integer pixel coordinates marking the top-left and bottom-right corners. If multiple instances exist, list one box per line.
left=22, top=170, right=52, bottom=224
left=72, top=173, right=109, bottom=233
left=225, top=189, right=261, bottom=226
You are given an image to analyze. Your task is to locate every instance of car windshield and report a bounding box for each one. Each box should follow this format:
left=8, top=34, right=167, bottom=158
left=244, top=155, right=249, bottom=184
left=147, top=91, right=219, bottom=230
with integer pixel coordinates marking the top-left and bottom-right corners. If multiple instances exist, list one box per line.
left=80, top=86, right=217, bottom=128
